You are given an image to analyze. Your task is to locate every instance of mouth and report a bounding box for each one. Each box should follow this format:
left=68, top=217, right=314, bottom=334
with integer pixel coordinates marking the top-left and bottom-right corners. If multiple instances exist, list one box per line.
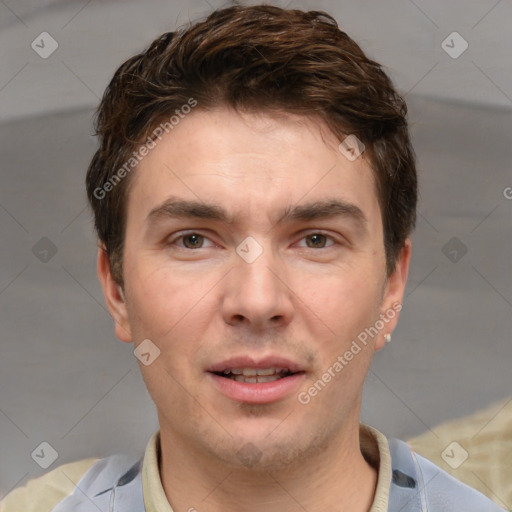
left=207, top=356, right=306, bottom=404
left=212, top=367, right=299, bottom=384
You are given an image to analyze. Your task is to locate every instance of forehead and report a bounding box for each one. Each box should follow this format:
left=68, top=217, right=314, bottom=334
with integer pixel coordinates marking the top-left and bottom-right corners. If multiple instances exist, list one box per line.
left=126, top=107, right=380, bottom=230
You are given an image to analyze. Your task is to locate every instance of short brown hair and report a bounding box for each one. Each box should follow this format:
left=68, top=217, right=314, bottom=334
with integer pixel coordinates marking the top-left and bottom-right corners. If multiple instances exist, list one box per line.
left=86, top=4, right=417, bottom=286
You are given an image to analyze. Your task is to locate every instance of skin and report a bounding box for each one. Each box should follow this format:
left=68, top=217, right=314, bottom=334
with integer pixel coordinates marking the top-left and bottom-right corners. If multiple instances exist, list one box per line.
left=98, top=107, right=411, bottom=512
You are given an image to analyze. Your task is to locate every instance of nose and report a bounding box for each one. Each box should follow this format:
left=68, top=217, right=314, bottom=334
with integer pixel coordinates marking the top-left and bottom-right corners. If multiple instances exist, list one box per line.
left=221, top=243, right=294, bottom=331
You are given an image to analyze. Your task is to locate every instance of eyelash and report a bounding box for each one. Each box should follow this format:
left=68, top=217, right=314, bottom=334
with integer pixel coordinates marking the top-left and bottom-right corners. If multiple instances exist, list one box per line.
left=167, top=231, right=338, bottom=249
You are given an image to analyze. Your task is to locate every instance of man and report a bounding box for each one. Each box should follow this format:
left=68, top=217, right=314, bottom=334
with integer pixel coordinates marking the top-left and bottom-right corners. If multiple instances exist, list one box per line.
left=1, top=4, right=506, bottom=511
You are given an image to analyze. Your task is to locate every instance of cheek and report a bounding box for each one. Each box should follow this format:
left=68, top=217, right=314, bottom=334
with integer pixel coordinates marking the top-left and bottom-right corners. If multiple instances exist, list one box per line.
left=126, top=265, right=212, bottom=409
left=124, top=263, right=223, bottom=407
left=294, top=264, right=383, bottom=339
left=125, top=257, right=217, bottom=339
left=296, top=271, right=381, bottom=409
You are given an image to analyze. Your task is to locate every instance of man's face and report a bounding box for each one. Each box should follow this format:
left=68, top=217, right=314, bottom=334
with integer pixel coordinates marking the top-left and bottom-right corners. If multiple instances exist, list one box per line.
left=101, top=107, right=409, bottom=470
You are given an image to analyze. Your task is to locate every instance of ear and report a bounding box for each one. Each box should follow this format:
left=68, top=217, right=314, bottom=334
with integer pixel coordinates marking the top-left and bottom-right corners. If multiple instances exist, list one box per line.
left=97, top=246, right=132, bottom=343
left=375, top=239, right=412, bottom=350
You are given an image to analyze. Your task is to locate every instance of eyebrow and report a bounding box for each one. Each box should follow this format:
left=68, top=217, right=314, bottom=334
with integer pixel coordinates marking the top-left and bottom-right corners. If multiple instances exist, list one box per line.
left=278, top=199, right=367, bottom=226
left=147, top=196, right=232, bottom=224
left=146, top=196, right=367, bottom=229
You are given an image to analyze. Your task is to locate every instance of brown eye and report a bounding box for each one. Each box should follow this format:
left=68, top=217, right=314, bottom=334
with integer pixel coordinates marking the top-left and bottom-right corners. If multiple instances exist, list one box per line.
left=305, top=233, right=329, bottom=248
left=182, top=234, right=205, bottom=249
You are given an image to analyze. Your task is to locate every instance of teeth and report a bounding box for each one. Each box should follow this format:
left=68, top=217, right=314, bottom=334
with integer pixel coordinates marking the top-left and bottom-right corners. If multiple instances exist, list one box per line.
left=218, top=367, right=294, bottom=383
left=233, top=375, right=282, bottom=383
left=253, top=368, right=278, bottom=376
left=223, top=367, right=287, bottom=376
left=254, top=375, right=281, bottom=383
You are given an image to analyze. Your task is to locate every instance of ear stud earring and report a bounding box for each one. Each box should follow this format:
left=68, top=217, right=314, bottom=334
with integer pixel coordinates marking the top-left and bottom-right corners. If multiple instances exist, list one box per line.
left=384, top=333, right=391, bottom=343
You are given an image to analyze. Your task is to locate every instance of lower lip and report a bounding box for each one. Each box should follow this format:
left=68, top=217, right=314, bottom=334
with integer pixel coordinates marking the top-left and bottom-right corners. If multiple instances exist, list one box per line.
left=208, top=372, right=305, bottom=404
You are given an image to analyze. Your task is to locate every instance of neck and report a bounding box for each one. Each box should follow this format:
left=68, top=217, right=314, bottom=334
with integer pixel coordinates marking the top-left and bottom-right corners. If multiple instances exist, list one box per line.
left=158, top=418, right=378, bottom=512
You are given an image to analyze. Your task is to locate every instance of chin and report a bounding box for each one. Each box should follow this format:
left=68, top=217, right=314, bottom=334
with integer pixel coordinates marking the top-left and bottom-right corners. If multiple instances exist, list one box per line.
left=205, top=427, right=316, bottom=473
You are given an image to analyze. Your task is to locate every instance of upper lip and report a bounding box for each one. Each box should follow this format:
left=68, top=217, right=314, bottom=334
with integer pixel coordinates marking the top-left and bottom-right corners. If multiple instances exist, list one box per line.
left=208, top=355, right=305, bottom=374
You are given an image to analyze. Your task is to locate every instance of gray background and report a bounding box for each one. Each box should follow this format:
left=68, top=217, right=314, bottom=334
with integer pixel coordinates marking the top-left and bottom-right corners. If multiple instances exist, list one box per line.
left=1, top=0, right=511, bottom=500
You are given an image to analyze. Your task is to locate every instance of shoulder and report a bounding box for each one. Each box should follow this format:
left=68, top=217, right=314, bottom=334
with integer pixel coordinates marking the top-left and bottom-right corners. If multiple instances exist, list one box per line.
left=388, top=437, right=507, bottom=511
left=1, top=453, right=144, bottom=512
left=0, top=458, right=99, bottom=512
left=407, top=398, right=512, bottom=510
left=413, top=449, right=506, bottom=511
